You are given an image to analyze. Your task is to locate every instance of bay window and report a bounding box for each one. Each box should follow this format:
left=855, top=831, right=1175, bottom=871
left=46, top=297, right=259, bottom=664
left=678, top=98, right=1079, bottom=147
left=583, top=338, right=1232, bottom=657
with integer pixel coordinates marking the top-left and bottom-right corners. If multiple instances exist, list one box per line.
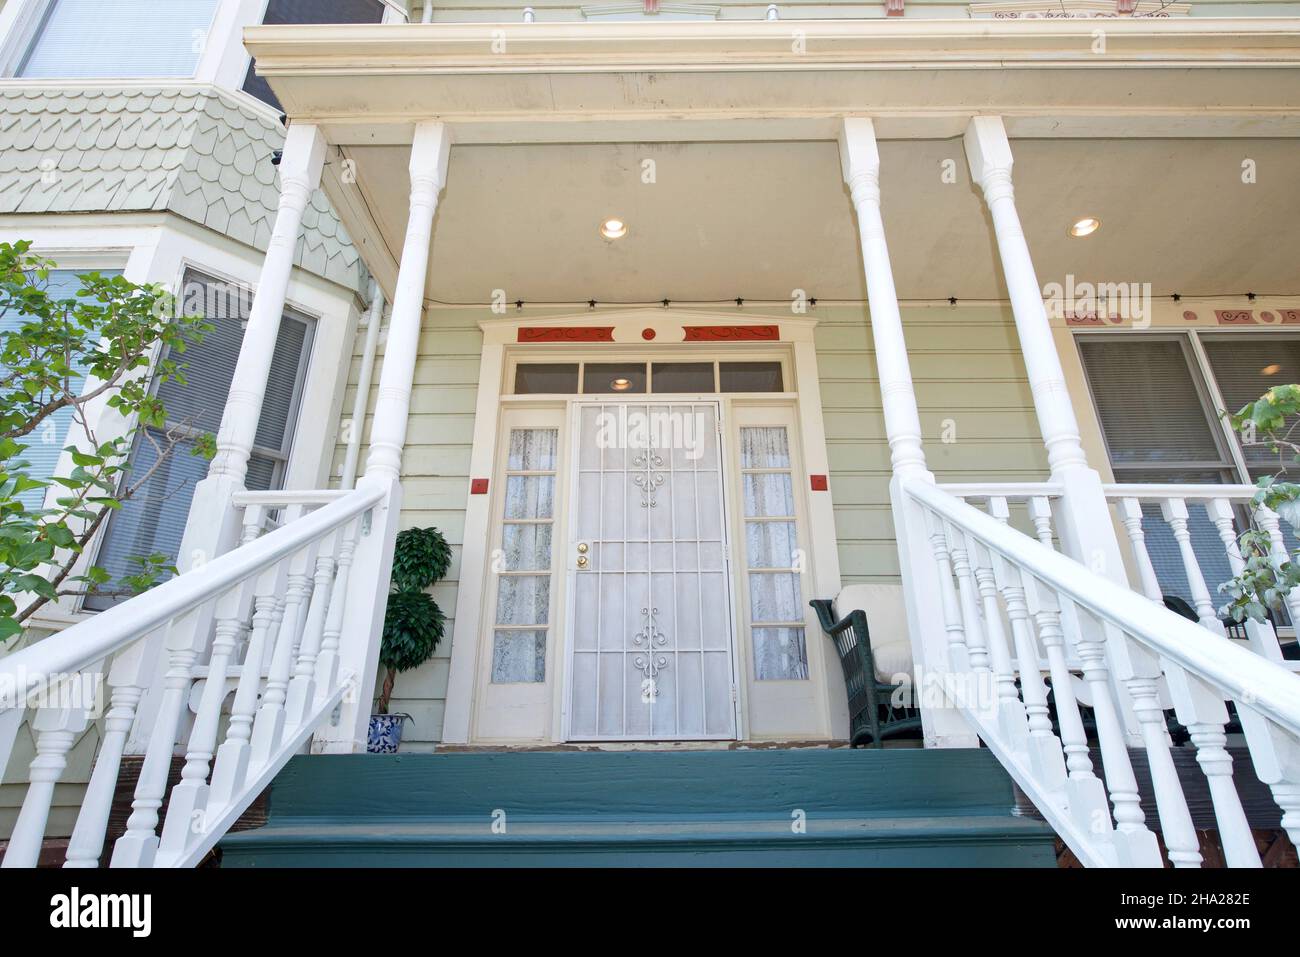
left=17, top=0, right=219, bottom=79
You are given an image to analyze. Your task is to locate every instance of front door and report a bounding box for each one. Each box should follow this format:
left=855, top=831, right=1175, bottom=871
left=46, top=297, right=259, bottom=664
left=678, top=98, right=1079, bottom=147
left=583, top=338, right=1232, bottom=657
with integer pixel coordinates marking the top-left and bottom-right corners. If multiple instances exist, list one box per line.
left=564, top=400, right=738, bottom=740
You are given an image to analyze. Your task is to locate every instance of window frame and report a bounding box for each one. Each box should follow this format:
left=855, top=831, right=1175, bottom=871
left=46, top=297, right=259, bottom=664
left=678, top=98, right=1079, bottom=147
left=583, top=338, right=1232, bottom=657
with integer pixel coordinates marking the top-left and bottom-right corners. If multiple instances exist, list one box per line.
left=507, top=351, right=793, bottom=398
left=9, top=0, right=222, bottom=81
left=1074, top=329, right=1248, bottom=485
left=79, top=265, right=317, bottom=612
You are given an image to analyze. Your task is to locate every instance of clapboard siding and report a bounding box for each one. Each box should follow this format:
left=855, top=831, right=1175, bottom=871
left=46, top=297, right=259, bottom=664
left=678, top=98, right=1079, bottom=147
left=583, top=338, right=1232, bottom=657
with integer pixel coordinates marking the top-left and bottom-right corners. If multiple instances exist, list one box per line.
left=336, top=310, right=484, bottom=747
left=815, top=304, right=1046, bottom=584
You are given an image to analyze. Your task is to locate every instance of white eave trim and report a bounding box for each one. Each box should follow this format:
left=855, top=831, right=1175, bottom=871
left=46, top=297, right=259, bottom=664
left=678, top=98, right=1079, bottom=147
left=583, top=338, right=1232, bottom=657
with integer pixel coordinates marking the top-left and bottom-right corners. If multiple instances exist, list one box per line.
left=244, top=18, right=1300, bottom=74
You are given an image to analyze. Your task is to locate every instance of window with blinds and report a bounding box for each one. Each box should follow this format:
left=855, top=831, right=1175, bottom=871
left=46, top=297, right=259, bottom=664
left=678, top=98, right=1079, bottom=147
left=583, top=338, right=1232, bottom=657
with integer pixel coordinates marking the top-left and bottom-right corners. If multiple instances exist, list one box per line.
left=0, top=268, right=122, bottom=510
left=84, top=270, right=314, bottom=611
left=17, top=0, right=219, bottom=78
left=242, top=0, right=387, bottom=109
left=1077, top=336, right=1238, bottom=609
left=1201, top=337, right=1300, bottom=481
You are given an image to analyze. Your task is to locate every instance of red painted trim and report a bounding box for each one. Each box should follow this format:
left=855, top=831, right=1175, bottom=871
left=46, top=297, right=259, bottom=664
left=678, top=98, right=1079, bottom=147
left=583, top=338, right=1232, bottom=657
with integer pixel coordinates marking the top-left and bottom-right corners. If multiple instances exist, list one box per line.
left=1215, top=310, right=1256, bottom=326
left=682, top=325, right=780, bottom=342
left=810, top=474, right=829, bottom=492
left=517, top=327, right=615, bottom=343
left=1280, top=310, right=1300, bottom=325
left=470, top=478, right=489, bottom=495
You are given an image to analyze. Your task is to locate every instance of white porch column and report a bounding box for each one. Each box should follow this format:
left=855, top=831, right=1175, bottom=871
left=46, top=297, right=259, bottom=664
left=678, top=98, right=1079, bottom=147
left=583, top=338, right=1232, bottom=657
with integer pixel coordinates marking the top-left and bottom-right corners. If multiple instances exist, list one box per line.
left=840, top=117, right=977, bottom=748
left=963, top=117, right=1128, bottom=583
left=126, top=124, right=327, bottom=754
left=209, top=123, right=327, bottom=483
left=312, top=121, right=452, bottom=753
left=965, top=117, right=1144, bottom=741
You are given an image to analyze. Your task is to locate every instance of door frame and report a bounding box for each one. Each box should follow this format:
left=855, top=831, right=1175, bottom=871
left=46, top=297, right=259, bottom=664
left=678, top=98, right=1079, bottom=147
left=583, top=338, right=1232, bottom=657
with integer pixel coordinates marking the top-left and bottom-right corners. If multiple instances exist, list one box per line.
left=440, top=308, right=846, bottom=745
left=558, top=396, right=743, bottom=742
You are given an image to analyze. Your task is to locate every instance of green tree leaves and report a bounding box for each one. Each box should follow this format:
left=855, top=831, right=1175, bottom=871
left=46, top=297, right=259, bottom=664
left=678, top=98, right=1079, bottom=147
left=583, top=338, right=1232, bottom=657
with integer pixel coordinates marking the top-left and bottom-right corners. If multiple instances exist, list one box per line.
left=0, top=241, right=213, bottom=642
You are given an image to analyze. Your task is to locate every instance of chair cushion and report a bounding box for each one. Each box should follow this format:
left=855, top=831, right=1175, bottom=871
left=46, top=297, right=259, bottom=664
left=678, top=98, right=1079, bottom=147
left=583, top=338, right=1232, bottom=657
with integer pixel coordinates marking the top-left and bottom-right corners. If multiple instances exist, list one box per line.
left=833, top=583, right=914, bottom=684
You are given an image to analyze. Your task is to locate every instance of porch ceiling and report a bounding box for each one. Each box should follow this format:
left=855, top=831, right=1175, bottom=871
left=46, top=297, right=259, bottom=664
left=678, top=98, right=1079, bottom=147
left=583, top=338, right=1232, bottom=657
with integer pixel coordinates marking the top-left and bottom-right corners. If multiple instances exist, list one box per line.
left=244, top=19, right=1300, bottom=302
left=345, top=136, right=1300, bottom=304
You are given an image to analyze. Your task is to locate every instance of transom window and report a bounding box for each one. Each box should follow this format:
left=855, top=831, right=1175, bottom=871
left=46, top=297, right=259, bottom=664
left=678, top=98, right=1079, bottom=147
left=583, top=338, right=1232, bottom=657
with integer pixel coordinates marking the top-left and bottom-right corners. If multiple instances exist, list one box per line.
left=512, top=360, right=785, bottom=395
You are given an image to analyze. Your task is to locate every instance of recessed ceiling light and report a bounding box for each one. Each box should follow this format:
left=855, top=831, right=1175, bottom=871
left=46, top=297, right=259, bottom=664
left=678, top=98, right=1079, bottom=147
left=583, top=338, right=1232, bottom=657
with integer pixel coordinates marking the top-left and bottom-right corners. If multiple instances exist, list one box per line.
left=1262, top=364, right=1282, bottom=376
left=600, top=218, right=628, bottom=240
left=610, top=377, right=632, bottom=391
left=1069, top=217, right=1101, bottom=238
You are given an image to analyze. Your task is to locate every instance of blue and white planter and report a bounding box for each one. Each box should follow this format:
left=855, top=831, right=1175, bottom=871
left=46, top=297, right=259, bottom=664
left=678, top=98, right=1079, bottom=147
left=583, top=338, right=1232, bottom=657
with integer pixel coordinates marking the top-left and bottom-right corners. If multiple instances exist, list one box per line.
left=367, top=713, right=412, bottom=753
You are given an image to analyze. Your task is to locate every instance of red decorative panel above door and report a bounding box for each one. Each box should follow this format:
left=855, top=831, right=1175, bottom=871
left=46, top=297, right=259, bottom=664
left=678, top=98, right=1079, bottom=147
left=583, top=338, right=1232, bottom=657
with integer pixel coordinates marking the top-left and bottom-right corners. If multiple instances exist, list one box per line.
left=682, top=325, right=780, bottom=342
left=518, top=327, right=615, bottom=343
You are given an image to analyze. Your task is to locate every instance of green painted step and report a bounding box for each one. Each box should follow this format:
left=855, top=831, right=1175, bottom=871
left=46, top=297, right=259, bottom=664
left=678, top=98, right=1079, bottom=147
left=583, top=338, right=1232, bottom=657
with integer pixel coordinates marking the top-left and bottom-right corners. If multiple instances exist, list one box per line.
left=220, top=748, right=1057, bottom=867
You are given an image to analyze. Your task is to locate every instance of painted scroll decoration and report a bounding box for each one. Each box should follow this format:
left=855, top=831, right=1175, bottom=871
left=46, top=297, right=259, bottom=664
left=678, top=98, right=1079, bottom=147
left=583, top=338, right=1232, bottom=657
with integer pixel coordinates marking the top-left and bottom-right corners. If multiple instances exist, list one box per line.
left=517, top=327, right=615, bottom=342
left=681, top=325, right=780, bottom=341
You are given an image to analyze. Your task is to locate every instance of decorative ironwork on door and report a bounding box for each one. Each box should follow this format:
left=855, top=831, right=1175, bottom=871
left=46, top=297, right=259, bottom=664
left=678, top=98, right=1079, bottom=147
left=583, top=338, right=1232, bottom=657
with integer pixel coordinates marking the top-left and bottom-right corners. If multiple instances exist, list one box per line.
left=567, top=402, right=737, bottom=739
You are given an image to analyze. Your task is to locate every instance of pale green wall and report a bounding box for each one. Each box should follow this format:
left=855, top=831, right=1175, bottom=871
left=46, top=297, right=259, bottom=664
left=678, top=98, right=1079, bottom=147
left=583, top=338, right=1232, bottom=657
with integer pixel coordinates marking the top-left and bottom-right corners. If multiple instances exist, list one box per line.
left=337, top=303, right=1046, bottom=746
left=816, top=304, right=1047, bottom=583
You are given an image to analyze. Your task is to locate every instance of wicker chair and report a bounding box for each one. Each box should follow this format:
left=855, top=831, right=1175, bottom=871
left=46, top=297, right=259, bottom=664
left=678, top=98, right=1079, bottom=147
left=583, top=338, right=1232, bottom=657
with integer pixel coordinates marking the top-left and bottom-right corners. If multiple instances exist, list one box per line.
left=810, top=593, right=923, bottom=748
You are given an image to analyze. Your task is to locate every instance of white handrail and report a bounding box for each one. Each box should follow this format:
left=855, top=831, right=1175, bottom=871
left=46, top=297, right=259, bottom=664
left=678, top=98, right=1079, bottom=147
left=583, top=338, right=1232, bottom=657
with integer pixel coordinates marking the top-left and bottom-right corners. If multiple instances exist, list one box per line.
left=1104, top=483, right=1260, bottom=501
left=907, top=478, right=1300, bottom=731
left=904, top=476, right=1300, bottom=866
left=939, top=481, right=1063, bottom=499
left=0, top=484, right=382, bottom=709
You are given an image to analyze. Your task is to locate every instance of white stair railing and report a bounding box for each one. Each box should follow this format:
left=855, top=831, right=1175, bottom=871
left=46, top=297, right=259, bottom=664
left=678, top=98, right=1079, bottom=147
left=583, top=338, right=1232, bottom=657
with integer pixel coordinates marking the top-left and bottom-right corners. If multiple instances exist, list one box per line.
left=903, top=477, right=1300, bottom=867
left=0, top=484, right=384, bottom=868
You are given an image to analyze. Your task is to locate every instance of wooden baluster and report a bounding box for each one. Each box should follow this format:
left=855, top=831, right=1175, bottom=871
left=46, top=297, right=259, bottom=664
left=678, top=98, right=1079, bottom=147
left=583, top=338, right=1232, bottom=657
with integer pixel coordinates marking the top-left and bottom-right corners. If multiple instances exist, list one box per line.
left=64, top=638, right=162, bottom=867
left=1160, top=498, right=1226, bottom=633
left=1027, top=581, right=1094, bottom=780
left=313, top=517, right=362, bottom=701
left=945, top=520, right=990, bottom=672
left=1163, top=661, right=1263, bottom=867
left=1065, top=602, right=1162, bottom=866
left=285, top=537, right=340, bottom=727
left=1117, top=498, right=1163, bottom=601
left=987, top=500, right=1055, bottom=739
left=1235, top=706, right=1300, bottom=851
left=2, top=705, right=90, bottom=867
left=1028, top=495, right=1055, bottom=548
left=924, top=509, right=971, bottom=672
left=1207, top=499, right=1285, bottom=662
left=250, top=523, right=318, bottom=765
left=0, top=705, right=21, bottom=805
left=1101, top=620, right=1203, bottom=867
left=110, top=613, right=202, bottom=867
left=156, top=586, right=251, bottom=861
left=1254, top=505, right=1300, bottom=628
left=207, top=557, right=289, bottom=809
left=970, top=537, right=1019, bottom=706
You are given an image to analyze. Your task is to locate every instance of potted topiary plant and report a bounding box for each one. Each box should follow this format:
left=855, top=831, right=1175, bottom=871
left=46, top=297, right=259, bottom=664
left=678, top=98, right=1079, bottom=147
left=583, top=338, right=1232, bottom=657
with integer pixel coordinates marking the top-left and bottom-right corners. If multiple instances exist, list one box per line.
left=367, top=526, right=452, bottom=753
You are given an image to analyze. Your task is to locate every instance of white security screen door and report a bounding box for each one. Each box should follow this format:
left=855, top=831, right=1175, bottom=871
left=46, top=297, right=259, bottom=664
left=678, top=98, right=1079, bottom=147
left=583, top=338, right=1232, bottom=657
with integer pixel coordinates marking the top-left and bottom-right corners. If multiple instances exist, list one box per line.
left=565, top=401, right=738, bottom=740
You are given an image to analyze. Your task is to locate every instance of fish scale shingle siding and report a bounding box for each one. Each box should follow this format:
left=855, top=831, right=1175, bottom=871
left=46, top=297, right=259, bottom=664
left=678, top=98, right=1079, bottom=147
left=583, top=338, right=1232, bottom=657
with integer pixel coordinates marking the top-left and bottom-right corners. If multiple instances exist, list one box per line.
left=0, top=85, right=362, bottom=292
